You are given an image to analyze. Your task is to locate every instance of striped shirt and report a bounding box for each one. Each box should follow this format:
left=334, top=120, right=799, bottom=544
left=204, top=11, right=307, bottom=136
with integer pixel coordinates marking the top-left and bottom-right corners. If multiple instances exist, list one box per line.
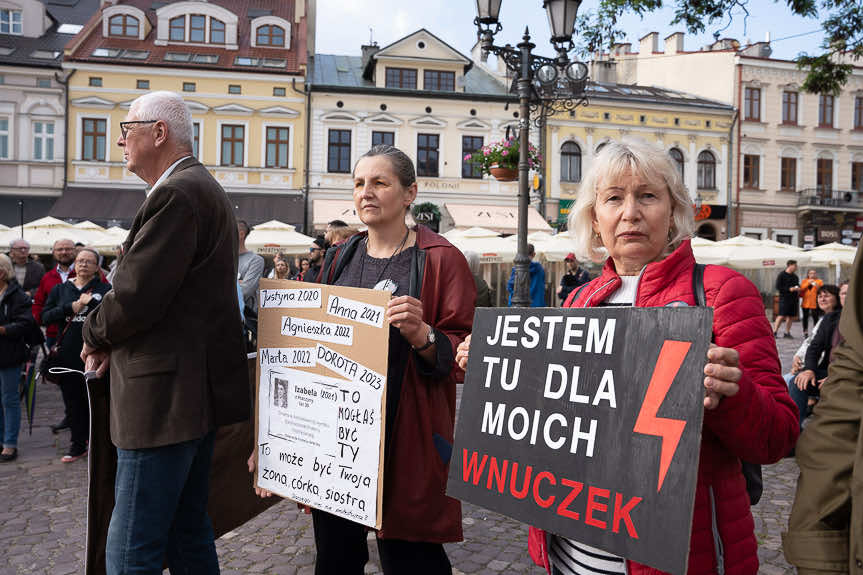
left=549, top=273, right=639, bottom=575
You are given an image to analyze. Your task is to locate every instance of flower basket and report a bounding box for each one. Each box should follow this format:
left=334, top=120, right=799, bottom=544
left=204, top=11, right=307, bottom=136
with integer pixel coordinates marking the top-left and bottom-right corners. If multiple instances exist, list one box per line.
left=489, top=165, right=518, bottom=181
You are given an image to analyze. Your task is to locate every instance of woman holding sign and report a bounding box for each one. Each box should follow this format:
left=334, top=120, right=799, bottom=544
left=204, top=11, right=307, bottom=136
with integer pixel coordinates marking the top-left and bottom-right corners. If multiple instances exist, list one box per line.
left=456, top=139, right=798, bottom=575
left=255, top=144, right=475, bottom=574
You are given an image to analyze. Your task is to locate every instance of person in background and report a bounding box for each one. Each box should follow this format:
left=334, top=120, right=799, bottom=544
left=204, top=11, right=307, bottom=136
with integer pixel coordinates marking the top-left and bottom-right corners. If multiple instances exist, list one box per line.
left=0, top=253, right=36, bottom=462
left=324, top=219, right=349, bottom=248
left=272, top=258, right=290, bottom=280
left=303, top=236, right=326, bottom=283
left=464, top=251, right=493, bottom=307
left=506, top=243, right=546, bottom=307
left=237, top=219, right=265, bottom=313
left=8, top=239, right=44, bottom=299
left=773, top=259, right=800, bottom=339
left=266, top=252, right=287, bottom=279
left=41, top=247, right=111, bottom=463
left=557, top=253, right=591, bottom=304
left=297, top=258, right=310, bottom=281
left=799, top=269, right=824, bottom=338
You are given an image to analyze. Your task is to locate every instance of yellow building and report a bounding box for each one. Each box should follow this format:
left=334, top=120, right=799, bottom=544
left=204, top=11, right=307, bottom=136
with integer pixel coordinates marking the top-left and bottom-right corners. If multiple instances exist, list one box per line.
left=546, top=83, right=735, bottom=240
left=57, top=0, right=312, bottom=228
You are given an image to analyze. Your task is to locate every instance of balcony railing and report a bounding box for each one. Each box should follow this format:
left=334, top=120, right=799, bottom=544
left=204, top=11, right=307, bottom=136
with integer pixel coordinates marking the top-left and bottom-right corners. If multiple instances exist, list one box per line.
left=797, top=188, right=863, bottom=210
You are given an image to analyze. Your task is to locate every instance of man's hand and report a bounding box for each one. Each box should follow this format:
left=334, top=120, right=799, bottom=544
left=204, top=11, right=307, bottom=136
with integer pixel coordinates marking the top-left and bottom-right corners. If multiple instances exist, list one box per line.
left=791, top=355, right=802, bottom=374
left=81, top=342, right=111, bottom=377
left=795, top=369, right=816, bottom=391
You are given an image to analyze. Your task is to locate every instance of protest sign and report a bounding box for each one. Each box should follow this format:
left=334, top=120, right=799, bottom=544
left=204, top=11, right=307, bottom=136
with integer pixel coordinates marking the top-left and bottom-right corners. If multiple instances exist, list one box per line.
left=255, top=278, right=391, bottom=528
left=447, top=307, right=713, bottom=574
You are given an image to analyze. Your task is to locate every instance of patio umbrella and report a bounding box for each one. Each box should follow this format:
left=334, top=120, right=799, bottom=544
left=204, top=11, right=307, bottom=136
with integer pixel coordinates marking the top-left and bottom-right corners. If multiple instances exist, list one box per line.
left=444, top=227, right=516, bottom=263
left=0, top=217, right=86, bottom=254
left=244, top=220, right=316, bottom=255
left=806, top=242, right=858, bottom=283
left=88, top=226, right=130, bottom=254
left=710, top=235, right=809, bottom=270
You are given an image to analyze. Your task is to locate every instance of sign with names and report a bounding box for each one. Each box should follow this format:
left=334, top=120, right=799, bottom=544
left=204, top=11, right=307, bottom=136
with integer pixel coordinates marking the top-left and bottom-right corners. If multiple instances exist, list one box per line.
left=255, top=279, right=391, bottom=529
left=446, top=307, right=712, bottom=574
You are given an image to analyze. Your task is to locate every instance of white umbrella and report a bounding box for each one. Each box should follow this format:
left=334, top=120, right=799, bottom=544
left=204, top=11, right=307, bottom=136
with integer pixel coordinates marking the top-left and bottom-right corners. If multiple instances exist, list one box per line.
left=245, top=220, right=316, bottom=255
left=806, top=242, right=858, bottom=283
left=71, top=220, right=109, bottom=245
left=445, top=227, right=516, bottom=263
left=0, top=223, right=8, bottom=231
left=502, top=231, right=576, bottom=262
left=2, top=217, right=85, bottom=254
left=709, top=235, right=809, bottom=270
left=89, top=226, right=130, bottom=254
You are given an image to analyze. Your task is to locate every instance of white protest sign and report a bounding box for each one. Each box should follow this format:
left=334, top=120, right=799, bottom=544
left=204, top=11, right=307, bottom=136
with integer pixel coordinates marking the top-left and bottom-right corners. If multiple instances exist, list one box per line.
left=260, top=287, right=323, bottom=308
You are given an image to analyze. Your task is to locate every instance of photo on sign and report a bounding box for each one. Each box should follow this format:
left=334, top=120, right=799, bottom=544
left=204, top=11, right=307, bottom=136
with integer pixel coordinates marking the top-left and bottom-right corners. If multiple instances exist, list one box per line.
left=266, top=368, right=339, bottom=455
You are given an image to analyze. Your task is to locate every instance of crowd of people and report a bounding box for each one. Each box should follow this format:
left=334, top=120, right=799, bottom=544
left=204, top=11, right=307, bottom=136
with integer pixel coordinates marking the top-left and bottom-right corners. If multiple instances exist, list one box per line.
left=4, top=90, right=863, bottom=575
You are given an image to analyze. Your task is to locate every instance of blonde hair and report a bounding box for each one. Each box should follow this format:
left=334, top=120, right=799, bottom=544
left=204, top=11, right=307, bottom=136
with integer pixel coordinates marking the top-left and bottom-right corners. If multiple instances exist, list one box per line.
left=568, top=138, right=695, bottom=262
left=0, top=253, right=12, bottom=283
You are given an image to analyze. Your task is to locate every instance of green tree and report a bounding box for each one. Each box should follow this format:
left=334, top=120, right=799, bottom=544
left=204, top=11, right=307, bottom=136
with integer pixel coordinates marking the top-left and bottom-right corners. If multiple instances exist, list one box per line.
left=575, top=0, right=861, bottom=94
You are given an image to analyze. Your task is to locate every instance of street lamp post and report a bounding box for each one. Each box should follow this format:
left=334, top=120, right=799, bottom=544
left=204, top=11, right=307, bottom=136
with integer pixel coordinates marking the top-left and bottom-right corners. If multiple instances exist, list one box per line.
left=474, top=0, right=588, bottom=307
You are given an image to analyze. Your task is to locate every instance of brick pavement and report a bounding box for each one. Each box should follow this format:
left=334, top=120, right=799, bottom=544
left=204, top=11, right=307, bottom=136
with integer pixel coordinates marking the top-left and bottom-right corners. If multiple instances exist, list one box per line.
left=0, top=321, right=808, bottom=574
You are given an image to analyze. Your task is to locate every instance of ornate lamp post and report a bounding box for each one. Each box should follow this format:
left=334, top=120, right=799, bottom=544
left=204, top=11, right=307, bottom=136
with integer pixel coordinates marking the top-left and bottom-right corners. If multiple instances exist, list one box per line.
left=475, top=0, right=588, bottom=307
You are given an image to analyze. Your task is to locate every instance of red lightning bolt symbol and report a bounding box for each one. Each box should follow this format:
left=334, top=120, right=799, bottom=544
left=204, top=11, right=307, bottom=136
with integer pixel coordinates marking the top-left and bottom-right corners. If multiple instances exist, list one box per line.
left=633, top=340, right=691, bottom=492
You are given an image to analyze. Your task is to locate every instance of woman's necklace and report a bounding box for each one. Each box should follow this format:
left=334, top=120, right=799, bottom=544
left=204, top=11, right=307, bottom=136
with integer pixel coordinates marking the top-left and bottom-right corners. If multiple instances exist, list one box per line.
left=360, top=227, right=410, bottom=293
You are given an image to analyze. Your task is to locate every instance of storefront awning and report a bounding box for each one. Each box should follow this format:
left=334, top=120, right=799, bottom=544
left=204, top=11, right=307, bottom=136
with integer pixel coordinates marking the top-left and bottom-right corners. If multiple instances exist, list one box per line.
left=444, top=203, right=552, bottom=234
left=313, top=199, right=414, bottom=230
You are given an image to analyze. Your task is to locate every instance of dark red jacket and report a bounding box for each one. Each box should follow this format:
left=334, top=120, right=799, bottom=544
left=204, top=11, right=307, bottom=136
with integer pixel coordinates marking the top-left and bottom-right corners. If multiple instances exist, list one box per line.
left=529, top=239, right=799, bottom=575
left=321, top=225, right=475, bottom=542
left=32, top=266, right=74, bottom=338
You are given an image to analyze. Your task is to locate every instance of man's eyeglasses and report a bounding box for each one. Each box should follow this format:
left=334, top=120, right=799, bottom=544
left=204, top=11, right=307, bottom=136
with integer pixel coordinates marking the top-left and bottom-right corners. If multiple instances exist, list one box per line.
left=120, top=120, right=157, bottom=139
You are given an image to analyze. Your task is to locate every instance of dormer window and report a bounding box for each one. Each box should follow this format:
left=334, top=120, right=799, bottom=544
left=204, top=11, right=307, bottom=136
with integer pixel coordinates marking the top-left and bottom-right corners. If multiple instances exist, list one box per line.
left=189, top=15, right=205, bottom=42
left=168, top=14, right=226, bottom=44
left=0, top=9, right=21, bottom=35
left=256, top=25, right=284, bottom=47
left=210, top=19, right=225, bottom=43
left=169, top=16, right=184, bottom=41
left=109, top=14, right=139, bottom=37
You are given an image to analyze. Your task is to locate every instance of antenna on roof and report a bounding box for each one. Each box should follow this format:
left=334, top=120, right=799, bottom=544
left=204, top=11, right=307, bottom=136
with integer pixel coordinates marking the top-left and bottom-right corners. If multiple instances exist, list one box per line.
left=369, top=27, right=374, bottom=45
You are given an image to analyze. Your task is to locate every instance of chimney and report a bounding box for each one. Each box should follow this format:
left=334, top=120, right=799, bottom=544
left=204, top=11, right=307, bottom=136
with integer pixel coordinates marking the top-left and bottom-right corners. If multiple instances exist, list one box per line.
left=664, top=32, right=684, bottom=55
left=361, top=42, right=380, bottom=70
left=611, top=43, right=631, bottom=57
left=639, top=32, right=658, bottom=55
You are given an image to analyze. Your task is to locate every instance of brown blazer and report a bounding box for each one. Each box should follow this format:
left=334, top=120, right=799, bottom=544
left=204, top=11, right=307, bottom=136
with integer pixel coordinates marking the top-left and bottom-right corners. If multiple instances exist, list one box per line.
left=83, top=157, right=249, bottom=449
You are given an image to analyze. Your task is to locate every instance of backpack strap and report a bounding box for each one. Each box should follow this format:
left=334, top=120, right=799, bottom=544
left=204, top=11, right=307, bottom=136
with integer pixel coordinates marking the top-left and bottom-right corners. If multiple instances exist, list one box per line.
left=692, top=263, right=706, bottom=307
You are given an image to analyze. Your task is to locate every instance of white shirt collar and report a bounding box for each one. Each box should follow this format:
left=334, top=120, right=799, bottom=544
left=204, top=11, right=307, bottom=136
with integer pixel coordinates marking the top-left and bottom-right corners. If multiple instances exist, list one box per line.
left=146, top=156, right=191, bottom=197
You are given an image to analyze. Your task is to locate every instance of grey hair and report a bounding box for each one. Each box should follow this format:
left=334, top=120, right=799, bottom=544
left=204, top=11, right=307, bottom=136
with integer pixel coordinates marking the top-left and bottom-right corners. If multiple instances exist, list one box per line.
left=76, top=247, right=100, bottom=263
left=129, top=91, right=193, bottom=151
left=568, top=138, right=695, bottom=262
left=0, top=253, right=12, bottom=282
left=353, top=144, right=416, bottom=188
left=10, top=238, right=29, bottom=250
left=464, top=251, right=480, bottom=275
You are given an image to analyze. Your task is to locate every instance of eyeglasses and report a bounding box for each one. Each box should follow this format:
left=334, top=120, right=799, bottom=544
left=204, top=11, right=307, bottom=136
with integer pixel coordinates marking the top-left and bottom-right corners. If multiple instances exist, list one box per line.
left=120, top=120, right=157, bottom=139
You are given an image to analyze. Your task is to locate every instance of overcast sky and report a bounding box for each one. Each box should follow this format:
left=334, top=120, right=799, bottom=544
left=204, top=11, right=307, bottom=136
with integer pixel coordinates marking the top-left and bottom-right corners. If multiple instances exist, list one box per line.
left=316, top=1, right=825, bottom=63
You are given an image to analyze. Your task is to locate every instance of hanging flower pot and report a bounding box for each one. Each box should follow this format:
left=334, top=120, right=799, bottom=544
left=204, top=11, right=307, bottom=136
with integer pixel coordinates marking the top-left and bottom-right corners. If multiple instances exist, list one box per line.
left=489, top=165, right=518, bottom=181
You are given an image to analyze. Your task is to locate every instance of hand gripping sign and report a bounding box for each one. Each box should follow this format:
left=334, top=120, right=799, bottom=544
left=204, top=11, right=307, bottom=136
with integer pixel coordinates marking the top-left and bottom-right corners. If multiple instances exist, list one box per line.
left=255, top=279, right=391, bottom=528
left=447, top=307, right=712, bottom=574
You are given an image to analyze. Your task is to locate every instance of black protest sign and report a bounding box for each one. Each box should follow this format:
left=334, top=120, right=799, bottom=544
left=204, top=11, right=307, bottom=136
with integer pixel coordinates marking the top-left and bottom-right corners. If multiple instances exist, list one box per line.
left=447, top=307, right=713, bottom=574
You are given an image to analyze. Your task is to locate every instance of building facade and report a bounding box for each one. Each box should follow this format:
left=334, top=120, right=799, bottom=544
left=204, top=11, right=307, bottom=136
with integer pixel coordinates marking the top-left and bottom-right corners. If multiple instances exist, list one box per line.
left=59, top=0, right=311, bottom=228
left=594, top=32, right=863, bottom=247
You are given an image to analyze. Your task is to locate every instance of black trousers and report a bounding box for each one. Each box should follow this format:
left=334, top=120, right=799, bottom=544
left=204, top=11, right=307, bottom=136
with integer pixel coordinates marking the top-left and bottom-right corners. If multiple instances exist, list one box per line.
left=801, top=307, right=822, bottom=332
left=311, top=509, right=452, bottom=575
left=58, top=373, right=89, bottom=450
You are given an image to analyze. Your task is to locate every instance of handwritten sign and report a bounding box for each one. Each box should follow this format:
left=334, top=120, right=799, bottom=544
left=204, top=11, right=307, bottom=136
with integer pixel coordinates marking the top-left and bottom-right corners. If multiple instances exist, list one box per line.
left=447, top=307, right=712, bottom=574
left=255, top=279, right=390, bottom=528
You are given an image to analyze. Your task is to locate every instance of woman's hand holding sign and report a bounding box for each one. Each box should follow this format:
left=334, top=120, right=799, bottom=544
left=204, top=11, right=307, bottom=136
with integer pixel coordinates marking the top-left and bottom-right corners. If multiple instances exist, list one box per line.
left=703, top=346, right=741, bottom=410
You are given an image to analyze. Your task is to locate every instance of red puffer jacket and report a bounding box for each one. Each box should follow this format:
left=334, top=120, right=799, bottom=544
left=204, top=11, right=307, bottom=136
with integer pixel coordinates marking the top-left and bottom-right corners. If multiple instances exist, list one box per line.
left=528, top=239, right=799, bottom=575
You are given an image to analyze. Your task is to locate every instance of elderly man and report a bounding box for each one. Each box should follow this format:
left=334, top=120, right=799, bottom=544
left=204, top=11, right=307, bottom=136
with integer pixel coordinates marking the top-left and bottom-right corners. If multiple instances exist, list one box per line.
left=8, top=239, right=44, bottom=298
left=81, top=91, right=248, bottom=574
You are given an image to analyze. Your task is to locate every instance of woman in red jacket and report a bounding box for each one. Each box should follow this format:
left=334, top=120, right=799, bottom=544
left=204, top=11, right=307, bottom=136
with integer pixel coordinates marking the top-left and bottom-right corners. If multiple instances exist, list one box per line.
left=457, top=139, right=798, bottom=575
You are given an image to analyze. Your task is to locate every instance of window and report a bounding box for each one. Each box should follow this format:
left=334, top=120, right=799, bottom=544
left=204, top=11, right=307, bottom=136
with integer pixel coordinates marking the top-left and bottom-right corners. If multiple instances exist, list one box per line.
left=37, top=78, right=51, bottom=88
left=82, top=118, right=106, bottom=161
left=183, top=82, right=196, bottom=92
left=256, top=25, right=285, bottom=47
left=89, top=77, right=103, bottom=87
left=220, top=124, right=244, bottom=166
left=372, top=131, right=394, bottom=147
left=136, top=79, right=149, bottom=90
left=462, top=135, right=483, bottom=179
left=855, top=96, right=863, bottom=130
left=743, top=154, right=760, bottom=188
left=782, top=91, right=798, bottom=124
left=744, top=87, right=760, bottom=121
left=33, top=122, right=54, bottom=161
left=668, top=148, right=684, bottom=180
left=169, top=16, right=185, bottom=41
left=273, top=86, right=286, bottom=97
left=697, top=151, right=716, bottom=190
left=417, top=134, right=439, bottom=177
left=192, top=122, right=200, bottom=159
left=819, top=94, right=834, bottom=127
left=192, top=54, right=218, bottom=64
left=0, top=118, right=8, bottom=158
left=228, top=85, right=241, bottom=95
left=327, top=129, right=351, bottom=173
left=780, top=157, right=796, bottom=191
left=561, top=142, right=582, bottom=182
left=210, top=18, right=225, bottom=43
left=0, top=9, right=22, bottom=35
left=852, top=162, right=863, bottom=193
left=189, top=15, right=205, bottom=42
left=424, top=70, right=455, bottom=92
left=265, top=127, right=290, bottom=168
left=109, top=14, right=138, bottom=37
left=817, top=158, right=833, bottom=193
left=385, top=67, right=417, bottom=89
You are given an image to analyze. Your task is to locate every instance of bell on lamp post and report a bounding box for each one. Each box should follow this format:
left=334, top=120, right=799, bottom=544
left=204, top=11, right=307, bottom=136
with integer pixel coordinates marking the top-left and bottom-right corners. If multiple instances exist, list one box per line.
left=544, top=0, right=581, bottom=47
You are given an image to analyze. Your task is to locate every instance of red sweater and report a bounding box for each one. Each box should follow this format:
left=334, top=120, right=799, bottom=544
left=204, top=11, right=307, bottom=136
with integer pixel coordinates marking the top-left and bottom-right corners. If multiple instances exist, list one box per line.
left=529, top=239, right=799, bottom=575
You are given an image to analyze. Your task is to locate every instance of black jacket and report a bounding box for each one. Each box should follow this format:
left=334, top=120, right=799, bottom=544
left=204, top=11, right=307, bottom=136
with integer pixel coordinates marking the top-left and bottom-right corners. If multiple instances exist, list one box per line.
left=42, top=277, right=111, bottom=370
left=0, top=280, right=36, bottom=367
left=804, top=309, right=842, bottom=379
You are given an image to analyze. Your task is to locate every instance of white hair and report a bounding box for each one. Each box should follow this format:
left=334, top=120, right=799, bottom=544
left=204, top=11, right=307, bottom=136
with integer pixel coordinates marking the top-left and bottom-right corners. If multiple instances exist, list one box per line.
left=0, top=253, right=12, bottom=282
left=568, top=138, right=695, bottom=262
left=129, top=91, right=193, bottom=151
left=9, top=238, right=29, bottom=250
left=463, top=251, right=480, bottom=275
